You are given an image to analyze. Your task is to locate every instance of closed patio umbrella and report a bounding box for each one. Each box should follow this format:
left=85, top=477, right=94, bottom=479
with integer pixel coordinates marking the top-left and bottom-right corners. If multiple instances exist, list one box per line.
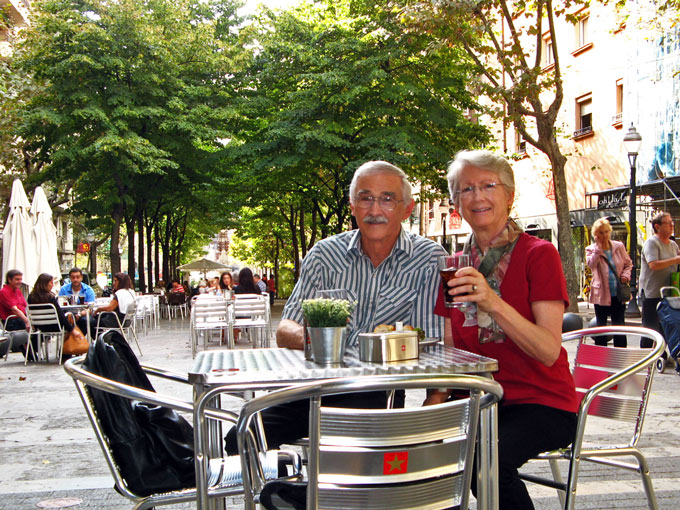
left=2, top=179, right=37, bottom=288
left=31, top=186, right=61, bottom=282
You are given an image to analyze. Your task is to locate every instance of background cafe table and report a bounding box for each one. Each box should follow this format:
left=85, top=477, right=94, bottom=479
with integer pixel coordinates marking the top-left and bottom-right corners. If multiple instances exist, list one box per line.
left=61, top=303, right=93, bottom=340
left=189, top=345, right=500, bottom=510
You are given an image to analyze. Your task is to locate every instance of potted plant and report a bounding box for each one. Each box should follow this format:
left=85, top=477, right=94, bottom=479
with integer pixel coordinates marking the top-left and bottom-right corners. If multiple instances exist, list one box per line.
left=301, top=298, right=355, bottom=363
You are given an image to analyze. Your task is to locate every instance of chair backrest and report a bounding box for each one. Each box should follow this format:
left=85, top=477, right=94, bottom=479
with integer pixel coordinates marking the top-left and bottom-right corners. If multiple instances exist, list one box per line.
left=192, top=300, right=228, bottom=323
left=120, top=301, right=137, bottom=328
left=168, top=292, right=187, bottom=306
left=27, top=303, right=62, bottom=331
left=236, top=374, right=503, bottom=510
left=63, top=332, right=196, bottom=499
left=562, top=326, right=664, bottom=447
left=232, top=295, right=267, bottom=318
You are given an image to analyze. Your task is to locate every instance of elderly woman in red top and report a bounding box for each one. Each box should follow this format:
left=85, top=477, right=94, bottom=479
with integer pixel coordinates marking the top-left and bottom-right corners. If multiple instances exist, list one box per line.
left=428, top=150, right=578, bottom=510
left=586, top=217, right=633, bottom=347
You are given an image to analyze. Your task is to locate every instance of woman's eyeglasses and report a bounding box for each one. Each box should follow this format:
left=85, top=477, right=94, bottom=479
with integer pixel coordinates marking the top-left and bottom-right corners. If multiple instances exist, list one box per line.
left=455, top=182, right=504, bottom=199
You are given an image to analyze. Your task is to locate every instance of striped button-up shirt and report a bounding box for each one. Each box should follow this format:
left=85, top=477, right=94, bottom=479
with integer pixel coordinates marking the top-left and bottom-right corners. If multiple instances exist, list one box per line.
left=282, top=228, right=446, bottom=347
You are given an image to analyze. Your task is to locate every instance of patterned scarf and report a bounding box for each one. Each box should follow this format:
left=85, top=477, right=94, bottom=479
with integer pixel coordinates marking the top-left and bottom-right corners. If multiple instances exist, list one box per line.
left=462, top=219, right=523, bottom=343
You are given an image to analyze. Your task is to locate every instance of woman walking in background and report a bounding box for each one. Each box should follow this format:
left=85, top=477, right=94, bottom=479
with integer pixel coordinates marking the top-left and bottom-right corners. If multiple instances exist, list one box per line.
left=586, top=218, right=633, bottom=347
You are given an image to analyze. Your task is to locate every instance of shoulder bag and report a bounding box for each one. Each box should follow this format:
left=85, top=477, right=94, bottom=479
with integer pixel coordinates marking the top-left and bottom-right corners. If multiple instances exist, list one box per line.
left=602, top=254, right=632, bottom=303
left=63, top=314, right=89, bottom=355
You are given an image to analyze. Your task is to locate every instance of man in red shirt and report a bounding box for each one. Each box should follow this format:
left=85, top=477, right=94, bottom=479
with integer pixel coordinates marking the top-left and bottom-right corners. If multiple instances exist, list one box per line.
left=0, top=269, right=29, bottom=331
left=0, top=269, right=32, bottom=360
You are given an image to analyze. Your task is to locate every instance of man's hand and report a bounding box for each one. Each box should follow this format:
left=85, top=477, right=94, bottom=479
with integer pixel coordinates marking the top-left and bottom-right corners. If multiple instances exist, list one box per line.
left=276, top=319, right=305, bottom=349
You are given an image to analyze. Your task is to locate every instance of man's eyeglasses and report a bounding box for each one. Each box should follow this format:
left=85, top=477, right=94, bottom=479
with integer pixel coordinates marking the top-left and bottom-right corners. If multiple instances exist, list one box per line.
left=353, top=195, right=403, bottom=211
left=455, top=182, right=503, bottom=199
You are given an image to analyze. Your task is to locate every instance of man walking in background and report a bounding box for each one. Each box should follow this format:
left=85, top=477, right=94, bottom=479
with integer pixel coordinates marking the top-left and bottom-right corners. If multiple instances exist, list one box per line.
left=639, top=212, right=680, bottom=348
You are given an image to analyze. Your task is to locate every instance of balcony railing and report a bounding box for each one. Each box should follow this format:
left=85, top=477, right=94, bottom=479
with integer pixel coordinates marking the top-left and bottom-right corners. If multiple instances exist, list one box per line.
left=612, top=112, right=623, bottom=125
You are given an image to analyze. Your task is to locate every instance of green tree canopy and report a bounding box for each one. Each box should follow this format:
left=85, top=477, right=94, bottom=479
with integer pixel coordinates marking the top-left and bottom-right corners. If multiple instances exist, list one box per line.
left=17, top=0, right=245, bottom=274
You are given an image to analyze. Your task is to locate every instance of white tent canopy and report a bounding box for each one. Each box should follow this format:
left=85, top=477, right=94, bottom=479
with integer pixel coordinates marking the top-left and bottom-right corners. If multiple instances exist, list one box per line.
left=31, top=185, right=61, bottom=283
left=2, top=180, right=37, bottom=288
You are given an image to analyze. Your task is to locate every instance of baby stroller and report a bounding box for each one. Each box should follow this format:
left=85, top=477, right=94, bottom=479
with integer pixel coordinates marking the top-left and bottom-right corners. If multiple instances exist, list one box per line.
left=655, top=286, right=680, bottom=373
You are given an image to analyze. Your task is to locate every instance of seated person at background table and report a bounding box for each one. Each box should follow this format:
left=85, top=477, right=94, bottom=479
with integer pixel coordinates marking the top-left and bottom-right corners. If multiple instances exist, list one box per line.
left=169, top=279, right=185, bottom=294
left=428, top=150, right=578, bottom=510
left=27, top=273, right=74, bottom=335
left=207, top=277, right=219, bottom=293
left=93, top=273, right=136, bottom=329
left=233, top=268, right=261, bottom=295
left=219, top=271, right=233, bottom=291
left=58, top=267, right=95, bottom=304
left=0, top=269, right=33, bottom=359
left=153, top=280, right=166, bottom=294
left=225, top=160, right=445, bottom=455
left=586, top=217, right=633, bottom=348
left=253, top=273, right=267, bottom=294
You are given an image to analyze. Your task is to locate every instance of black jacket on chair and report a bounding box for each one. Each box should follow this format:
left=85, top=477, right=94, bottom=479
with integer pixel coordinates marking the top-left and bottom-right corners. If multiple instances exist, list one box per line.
left=83, top=331, right=195, bottom=496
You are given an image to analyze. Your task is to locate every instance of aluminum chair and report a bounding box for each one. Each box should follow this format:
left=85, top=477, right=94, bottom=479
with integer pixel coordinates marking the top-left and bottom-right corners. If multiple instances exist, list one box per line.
left=519, top=326, right=665, bottom=510
left=1, top=314, right=34, bottom=364
left=229, top=294, right=270, bottom=348
left=203, top=373, right=503, bottom=510
left=190, top=298, right=230, bottom=357
left=166, top=292, right=188, bottom=320
left=64, top=340, right=299, bottom=510
left=95, top=301, right=142, bottom=356
left=26, top=303, right=67, bottom=363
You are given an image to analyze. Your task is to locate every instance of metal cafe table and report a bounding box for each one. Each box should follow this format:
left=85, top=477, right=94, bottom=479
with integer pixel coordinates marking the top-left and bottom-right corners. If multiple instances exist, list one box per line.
left=189, top=345, right=499, bottom=510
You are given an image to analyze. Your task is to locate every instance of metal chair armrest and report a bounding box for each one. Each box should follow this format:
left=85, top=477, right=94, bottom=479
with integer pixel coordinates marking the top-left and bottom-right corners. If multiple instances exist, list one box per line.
left=141, top=364, right=191, bottom=384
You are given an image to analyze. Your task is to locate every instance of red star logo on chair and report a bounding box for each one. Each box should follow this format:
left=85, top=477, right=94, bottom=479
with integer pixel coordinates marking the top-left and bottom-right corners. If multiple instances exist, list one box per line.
left=383, top=451, right=408, bottom=474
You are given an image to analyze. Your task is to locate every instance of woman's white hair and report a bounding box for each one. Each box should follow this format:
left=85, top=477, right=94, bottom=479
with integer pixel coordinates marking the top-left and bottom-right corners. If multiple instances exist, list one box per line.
left=446, top=150, right=515, bottom=207
left=349, top=161, right=412, bottom=203
left=591, top=217, right=612, bottom=238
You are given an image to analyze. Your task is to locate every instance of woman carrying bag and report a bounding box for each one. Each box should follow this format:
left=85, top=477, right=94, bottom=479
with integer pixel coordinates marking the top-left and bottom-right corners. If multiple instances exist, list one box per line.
left=586, top=218, right=633, bottom=347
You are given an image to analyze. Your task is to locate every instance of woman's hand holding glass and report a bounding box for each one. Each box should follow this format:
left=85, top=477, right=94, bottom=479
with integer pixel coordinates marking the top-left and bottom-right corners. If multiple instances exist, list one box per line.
left=444, top=266, right=501, bottom=314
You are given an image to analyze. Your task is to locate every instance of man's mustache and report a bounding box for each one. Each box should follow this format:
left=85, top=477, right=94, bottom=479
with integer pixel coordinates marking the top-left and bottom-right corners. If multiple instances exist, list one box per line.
left=364, top=215, right=389, bottom=224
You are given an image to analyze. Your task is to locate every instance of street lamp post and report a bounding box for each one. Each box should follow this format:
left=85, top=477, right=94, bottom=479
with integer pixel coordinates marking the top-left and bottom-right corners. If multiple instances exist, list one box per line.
left=623, top=123, right=642, bottom=318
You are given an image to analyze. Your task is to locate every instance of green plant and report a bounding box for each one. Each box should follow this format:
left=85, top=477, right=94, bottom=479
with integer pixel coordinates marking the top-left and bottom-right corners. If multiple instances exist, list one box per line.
left=301, top=298, right=355, bottom=328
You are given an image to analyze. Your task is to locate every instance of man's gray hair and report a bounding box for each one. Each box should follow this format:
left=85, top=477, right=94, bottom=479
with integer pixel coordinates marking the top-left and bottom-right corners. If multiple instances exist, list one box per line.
left=349, top=161, right=412, bottom=203
left=447, top=150, right=515, bottom=207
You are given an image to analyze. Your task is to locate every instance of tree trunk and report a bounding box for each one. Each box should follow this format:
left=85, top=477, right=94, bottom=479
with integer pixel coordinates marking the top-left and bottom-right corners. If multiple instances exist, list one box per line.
left=544, top=140, right=579, bottom=312
left=154, top=219, right=161, bottom=284
left=125, top=215, right=136, bottom=289
left=162, top=214, right=170, bottom=282
left=146, top=212, right=154, bottom=290
left=274, top=236, right=280, bottom=296
left=89, top=242, right=97, bottom=276
left=136, top=207, right=146, bottom=293
left=299, top=208, right=307, bottom=259
left=110, top=205, right=123, bottom=274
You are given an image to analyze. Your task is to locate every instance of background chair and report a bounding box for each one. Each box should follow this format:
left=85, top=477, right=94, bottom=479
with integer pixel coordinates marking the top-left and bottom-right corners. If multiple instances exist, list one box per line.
left=166, top=292, right=188, bottom=320
left=211, top=373, right=503, bottom=510
left=229, top=294, right=271, bottom=348
left=190, top=298, right=230, bottom=356
left=26, top=303, right=67, bottom=363
left=95, top=301, right=142, bottom=356
left=64, top=332, right=300, bottom=510
left=519, top=326, right=665, bottom=510
left=1, top=315, right=34, bottom=364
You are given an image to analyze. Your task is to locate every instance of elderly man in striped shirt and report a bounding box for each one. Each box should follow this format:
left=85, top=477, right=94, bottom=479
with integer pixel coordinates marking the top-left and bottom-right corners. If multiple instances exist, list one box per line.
left=225, top=160, right=446, bottom=454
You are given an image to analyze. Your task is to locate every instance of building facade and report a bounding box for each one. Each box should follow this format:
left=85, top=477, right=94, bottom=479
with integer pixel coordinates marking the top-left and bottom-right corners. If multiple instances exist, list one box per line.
left=409, top=1, right=680, bottom=299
